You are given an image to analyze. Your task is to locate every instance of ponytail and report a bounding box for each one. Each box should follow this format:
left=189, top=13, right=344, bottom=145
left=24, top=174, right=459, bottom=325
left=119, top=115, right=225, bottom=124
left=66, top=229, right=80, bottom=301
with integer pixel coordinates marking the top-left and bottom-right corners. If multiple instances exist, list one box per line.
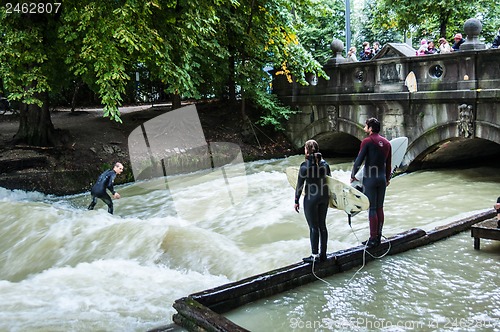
left=314, top=152, right=322, bottom=164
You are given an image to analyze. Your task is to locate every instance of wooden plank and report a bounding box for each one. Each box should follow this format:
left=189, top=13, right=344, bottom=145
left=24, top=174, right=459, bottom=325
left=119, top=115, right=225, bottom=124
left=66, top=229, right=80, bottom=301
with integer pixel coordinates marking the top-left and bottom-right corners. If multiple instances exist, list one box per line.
left=428, top=210, right=495, bottom=242
left=173, top=297, right=249, bottom=332
left=206, top=271, right=337, bottom=314
left=191, top=261, right=327, bottom=308
left=474, top=237, right=480, bottom=250
left=192, top=228, right=426, bottom=312
left=335, top=228, right=427, bottom=270
left=471, top=218, right=500, bottom=250
left=172, top=211, right=496, bottom=332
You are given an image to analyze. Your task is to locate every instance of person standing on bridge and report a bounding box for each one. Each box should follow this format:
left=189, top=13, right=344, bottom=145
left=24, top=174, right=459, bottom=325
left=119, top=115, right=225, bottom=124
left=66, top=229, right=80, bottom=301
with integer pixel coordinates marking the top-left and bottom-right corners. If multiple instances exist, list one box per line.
left=491, top=28, right=500, bottom=49
left=88, top=162, right=124, bottom=214
left=438, top=38, right=452, bottom=54
left=451, top=33, right=465, bottom=51
left=350, top=118, right=392, bottom=248
left=294, top=140, right=331, bottom=263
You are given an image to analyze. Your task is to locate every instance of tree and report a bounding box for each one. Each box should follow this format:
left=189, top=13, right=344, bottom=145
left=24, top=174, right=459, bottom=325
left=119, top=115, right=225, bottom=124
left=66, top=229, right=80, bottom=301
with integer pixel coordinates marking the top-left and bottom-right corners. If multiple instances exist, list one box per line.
left=355, top=0, right=403, bottom=48
left=370, top=0, right=499, bottom=47
left=198, top=0, right=329, bottom=123
left=0, top=0, right=328, bottom=146
left=294, top=0, right=345, bottom=65
left=0, top=7, right=62, bottom=145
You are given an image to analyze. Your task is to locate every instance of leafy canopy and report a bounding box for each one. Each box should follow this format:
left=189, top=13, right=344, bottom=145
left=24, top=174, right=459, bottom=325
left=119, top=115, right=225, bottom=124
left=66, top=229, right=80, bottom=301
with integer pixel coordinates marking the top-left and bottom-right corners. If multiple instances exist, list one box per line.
left=0, top=0, right=328, bottom=127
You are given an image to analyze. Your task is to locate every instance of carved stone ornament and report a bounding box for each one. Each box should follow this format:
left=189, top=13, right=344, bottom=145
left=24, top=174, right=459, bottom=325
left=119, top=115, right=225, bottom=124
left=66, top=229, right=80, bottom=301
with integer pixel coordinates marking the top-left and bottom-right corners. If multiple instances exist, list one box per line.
left=327, top=106, right=337, bottom=131
left=458, top=104, right=474, bottom=138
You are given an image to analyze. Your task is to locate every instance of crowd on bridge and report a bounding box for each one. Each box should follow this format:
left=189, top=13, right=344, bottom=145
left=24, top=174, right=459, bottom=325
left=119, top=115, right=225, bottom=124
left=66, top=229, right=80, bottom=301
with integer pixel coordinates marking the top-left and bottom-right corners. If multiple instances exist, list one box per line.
left=346, top=28, right=500, bottom=62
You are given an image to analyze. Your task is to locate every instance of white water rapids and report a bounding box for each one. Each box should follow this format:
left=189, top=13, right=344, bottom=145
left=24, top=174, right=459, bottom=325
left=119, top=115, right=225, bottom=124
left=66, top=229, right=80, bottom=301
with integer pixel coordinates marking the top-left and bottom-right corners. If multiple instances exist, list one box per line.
left=1, top=156, right=499, bottom=331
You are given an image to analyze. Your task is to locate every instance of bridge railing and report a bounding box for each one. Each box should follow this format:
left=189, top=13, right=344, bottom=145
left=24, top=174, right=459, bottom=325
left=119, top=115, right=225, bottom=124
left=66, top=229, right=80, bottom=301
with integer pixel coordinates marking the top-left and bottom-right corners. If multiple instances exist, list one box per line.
left=273, top=47, right=500, bottom=168
left=273, top=48, right=500, bottom=101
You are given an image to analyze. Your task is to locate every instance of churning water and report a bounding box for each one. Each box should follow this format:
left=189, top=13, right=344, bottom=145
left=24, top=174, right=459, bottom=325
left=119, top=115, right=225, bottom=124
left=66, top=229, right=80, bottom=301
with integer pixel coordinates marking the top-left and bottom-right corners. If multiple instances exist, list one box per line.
left=1, top=156, right=499, bottom=331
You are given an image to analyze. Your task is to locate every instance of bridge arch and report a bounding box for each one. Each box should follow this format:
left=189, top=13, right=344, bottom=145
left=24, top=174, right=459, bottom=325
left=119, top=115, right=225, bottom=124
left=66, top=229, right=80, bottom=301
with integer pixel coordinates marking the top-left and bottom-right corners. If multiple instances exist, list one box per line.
left=290, top=106, right=500, bottom=171
left=403, top=120, right=461, bottom=170
left=275, top=47, right=500, bottom=171
left=288, top=107, right=364, bottom=156
left=403, top=106, right=500, bottom=170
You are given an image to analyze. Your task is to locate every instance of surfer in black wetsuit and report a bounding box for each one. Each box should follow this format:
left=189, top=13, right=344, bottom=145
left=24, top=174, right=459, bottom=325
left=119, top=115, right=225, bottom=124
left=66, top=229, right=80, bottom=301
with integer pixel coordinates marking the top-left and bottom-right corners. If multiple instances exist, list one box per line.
left=351, top=118, right=391, bottom=248
left=294, top=140, right=331, bottom=263
left=87, top=162, right=124, bottom=214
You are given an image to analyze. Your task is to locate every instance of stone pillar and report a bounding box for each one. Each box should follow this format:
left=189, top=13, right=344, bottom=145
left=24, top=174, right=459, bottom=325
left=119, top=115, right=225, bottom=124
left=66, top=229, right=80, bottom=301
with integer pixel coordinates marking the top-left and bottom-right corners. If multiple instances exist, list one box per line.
left=460, top=18, right=486, bottom=51
left=326, top=38, right=346, bottom=65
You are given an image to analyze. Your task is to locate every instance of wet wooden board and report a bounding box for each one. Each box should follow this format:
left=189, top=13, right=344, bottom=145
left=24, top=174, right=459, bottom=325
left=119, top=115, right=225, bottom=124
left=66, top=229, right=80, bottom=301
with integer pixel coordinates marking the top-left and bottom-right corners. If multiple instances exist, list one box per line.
left=471, top=218, right=500, bottom=249
left=171, top=210, right=495, bottom=331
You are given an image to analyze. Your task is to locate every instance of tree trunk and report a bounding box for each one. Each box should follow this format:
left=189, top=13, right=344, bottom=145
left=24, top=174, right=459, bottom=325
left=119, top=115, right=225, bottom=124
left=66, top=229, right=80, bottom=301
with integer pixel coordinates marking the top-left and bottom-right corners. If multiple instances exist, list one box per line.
left=70, top=81, right=83, bottom=112
left=439, top=12, right=450, bottom=38
left=171, top=92, right=182, bottom=110
left=226, top=5, right=237, bottom=103
left=228, top=55, right=236, bottom=102
left=241, top=96, right=247, bottom=121
left=15, top=94, right=56, bottom=146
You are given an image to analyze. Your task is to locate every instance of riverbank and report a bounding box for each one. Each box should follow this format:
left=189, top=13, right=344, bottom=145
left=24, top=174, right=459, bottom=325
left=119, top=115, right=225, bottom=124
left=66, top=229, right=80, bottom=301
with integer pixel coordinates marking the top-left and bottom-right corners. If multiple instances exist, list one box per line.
left=0, top=101, right=298, bottom=196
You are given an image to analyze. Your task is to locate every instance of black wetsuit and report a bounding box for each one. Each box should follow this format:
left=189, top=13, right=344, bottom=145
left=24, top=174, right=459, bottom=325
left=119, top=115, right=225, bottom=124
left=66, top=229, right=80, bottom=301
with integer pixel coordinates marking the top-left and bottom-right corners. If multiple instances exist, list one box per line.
left=295, top=155, right=331, bottom=259
left=88, top=169, right=117, bottom=214
left=351, top=134, right=391, bottom=241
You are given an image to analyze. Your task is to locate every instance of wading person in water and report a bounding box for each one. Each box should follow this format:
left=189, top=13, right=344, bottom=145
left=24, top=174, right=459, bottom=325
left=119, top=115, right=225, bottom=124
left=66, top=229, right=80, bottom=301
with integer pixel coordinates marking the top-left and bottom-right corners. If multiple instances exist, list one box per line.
left=351, top=118, right=391, bottom=248
left=88, top=162, right=124, bottom=214
left=294, top=140, right=331, bottom=263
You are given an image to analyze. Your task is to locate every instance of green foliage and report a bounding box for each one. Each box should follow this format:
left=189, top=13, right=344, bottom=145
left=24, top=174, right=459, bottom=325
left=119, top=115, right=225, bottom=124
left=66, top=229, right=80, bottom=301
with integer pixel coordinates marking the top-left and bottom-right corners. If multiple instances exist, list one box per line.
left=253, top=88, right=296, bottom=131
left=1, top=0, right=327, bottom=132
left=369, top=0, right=500, bottom=46
left=0, top=10, right=52, bottom=106
left=356, top=0, right=403, bottom=47
left=100, top=162, right=112, bottom=172
left=294, top=0, right=345, bottom=65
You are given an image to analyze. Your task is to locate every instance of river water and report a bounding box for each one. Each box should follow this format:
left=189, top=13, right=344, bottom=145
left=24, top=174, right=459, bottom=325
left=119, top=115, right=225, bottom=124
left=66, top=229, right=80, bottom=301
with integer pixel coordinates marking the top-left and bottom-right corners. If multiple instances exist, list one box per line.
left=0, top=156, right=499, bottom=331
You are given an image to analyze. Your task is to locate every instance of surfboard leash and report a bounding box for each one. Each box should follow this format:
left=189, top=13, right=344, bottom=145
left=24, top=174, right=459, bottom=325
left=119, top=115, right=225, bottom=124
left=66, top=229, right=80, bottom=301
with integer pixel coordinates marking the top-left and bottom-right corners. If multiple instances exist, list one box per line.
left=346, top=224, right=391, bottom=284
left=308, top=225, right=391, bottom=287
left=310, top=258, right=333, bottom=286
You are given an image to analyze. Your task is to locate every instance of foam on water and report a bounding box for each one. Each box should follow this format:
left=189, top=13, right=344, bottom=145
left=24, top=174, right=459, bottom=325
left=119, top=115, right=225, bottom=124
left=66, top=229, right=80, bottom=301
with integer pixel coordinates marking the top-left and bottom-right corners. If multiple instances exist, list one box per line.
left=1, top=158, right=499, bottom=331
left=0, top=259, right=230, bottom=331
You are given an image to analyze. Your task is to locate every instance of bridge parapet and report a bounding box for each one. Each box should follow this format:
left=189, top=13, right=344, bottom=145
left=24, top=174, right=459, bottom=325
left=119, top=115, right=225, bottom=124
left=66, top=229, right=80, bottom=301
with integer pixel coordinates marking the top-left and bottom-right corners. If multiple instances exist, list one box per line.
left=274, top=47, right=500, bottom=170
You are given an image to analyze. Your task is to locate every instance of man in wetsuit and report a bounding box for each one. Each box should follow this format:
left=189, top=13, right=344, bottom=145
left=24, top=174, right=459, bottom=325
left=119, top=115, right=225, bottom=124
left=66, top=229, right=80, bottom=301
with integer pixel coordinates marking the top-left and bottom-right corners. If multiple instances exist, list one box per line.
left=295, top=140, right=331, bottom=263
left=351, top=118, right=392, bottom=248
left=87, top=162, right=124, bottom=214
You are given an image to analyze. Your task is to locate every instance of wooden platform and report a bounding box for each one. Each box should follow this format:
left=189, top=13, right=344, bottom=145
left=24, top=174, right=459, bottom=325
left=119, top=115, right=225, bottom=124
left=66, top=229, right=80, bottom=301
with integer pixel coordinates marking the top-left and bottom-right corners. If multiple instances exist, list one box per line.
left=471, top=218, right=500, bottom=249
left=164, top=210, right=496, bottom=332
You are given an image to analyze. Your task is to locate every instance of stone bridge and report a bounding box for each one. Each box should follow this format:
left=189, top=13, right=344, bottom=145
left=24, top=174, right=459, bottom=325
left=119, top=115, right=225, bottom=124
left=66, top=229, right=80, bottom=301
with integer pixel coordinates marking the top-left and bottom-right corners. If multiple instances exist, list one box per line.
left=273, top=43, right=500, bottom=171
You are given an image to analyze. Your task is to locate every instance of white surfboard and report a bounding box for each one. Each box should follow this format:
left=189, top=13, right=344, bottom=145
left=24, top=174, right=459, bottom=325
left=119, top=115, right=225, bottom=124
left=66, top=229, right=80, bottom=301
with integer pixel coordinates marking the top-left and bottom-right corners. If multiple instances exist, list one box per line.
left=351, top=136, right=409, bottom=189
left=405, top=71, right=417, bottom=93
left=285, top=166, right=369, bottom=215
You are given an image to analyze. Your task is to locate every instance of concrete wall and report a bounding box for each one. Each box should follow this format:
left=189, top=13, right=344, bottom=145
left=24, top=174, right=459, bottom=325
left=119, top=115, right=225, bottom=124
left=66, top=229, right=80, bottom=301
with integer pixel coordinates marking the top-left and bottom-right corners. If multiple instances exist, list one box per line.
left=274, top=48, right=500, bottom=170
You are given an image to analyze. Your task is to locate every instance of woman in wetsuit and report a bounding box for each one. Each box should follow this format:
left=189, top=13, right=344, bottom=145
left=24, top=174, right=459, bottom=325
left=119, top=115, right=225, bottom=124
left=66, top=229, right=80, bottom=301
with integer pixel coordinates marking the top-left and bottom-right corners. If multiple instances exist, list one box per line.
left=294, top=140, right=331, bottom=263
